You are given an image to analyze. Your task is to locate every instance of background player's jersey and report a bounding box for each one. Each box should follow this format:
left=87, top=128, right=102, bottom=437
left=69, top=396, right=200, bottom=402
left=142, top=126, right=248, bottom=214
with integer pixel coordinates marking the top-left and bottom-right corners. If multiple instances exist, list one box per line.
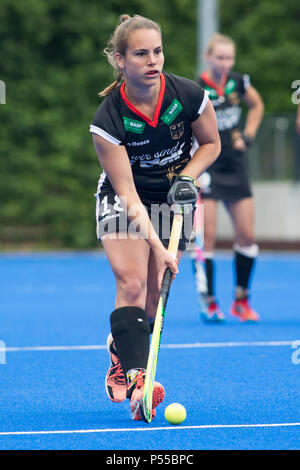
left=198, top=71, right=250, bottom=149
left=90, top=72, right=208, bottom=203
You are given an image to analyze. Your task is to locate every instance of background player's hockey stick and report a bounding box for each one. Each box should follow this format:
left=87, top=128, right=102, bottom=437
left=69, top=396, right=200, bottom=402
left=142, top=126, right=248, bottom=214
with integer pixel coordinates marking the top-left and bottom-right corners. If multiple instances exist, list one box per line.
left=141, top=209, right=183, bottom=423
left=191, top=193, right=208, bottom=316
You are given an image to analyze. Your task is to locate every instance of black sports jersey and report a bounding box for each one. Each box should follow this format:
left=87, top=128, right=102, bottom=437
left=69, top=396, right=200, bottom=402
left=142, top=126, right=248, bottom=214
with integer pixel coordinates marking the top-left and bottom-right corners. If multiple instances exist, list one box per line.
left=90, top=72, right=208, bottom=203
left=198, top=71, right=250, bottom=149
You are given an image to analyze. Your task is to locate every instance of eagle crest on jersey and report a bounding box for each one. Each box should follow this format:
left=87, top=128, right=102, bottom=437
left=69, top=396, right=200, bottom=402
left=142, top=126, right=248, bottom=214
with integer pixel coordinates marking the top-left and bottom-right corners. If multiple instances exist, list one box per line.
left=227, top=92, right=240, bottom=106
left=169, top=122, right=184, bottom=140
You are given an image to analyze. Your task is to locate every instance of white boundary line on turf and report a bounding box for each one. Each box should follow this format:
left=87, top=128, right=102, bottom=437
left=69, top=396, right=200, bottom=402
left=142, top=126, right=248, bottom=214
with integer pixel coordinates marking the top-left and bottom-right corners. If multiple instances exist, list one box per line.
left=1, top=422, right=300, bottom=436
left=0, top=340, right=295, bottom=353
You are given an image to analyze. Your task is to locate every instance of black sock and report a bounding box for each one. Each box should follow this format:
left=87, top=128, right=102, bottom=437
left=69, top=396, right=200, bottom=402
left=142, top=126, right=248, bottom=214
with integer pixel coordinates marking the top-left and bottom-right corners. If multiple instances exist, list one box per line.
left=205, top=258, right=215, bottom=297
left=110, top=306, right=150, bottom=376
left=234, top=251, right=256, bottom=292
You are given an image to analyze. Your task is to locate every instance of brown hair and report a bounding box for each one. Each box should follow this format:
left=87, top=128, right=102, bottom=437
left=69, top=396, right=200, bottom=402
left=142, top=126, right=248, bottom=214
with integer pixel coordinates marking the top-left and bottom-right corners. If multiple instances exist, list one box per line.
left=99, top=14, right=162, bottom=97
left=206, top=33, right=235, bottom=55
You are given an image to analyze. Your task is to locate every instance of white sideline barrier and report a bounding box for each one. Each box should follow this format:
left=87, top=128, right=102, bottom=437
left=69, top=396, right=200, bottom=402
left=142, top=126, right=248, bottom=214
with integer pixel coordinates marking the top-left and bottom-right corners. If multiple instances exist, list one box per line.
left=216, top=181, right=300, bottom=241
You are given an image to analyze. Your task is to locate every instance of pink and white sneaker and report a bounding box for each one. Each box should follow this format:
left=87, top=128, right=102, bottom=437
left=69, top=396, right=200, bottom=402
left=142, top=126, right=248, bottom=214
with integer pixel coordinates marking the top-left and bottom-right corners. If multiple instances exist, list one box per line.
left=105, top=333, right=127, bottom=403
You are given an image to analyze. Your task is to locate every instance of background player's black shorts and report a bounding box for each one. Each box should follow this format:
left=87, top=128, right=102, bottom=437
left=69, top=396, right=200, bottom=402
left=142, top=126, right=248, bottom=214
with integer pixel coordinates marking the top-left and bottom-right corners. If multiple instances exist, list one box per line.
left=201, top=148, right=252, bottom=201
left=95, top=186, right=195, bottom=251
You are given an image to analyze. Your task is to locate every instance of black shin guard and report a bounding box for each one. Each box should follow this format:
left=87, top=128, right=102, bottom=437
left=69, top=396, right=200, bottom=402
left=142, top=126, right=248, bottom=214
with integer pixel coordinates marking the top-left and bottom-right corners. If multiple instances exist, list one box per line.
left=204, top=258, right=215, bottom=297
left=234, top=251, right=256, bottom=291
left=110, top=306, right=150, bottom=375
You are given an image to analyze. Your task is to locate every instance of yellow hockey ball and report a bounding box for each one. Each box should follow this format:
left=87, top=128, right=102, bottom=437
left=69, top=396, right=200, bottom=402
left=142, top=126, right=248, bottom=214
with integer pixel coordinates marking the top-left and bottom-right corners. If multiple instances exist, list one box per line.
left=164, top=403, right=187, bottom=425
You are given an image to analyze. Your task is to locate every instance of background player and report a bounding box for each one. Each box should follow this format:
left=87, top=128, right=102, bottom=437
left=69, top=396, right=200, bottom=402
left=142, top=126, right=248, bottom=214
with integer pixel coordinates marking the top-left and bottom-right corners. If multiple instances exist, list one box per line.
left=90, top=15, right=220, bottom=420
left=194, top=33, right=264, bottom=322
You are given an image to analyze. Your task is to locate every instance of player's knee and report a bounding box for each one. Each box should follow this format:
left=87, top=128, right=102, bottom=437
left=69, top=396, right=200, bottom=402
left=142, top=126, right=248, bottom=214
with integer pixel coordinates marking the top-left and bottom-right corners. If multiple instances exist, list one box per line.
left=204, top=237, right=215, bottom=252
left=119, top=276, right=146, bottom=304
left=203, top=229, right=216, bottom=252
left=236, top=235, right=255, bottom=247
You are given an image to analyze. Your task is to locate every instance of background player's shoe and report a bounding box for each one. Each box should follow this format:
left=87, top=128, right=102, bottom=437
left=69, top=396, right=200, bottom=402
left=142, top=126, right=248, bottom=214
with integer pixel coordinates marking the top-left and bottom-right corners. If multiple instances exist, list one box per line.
left=200, top=298, right=225, bottom=323
left=230, top=297, right=260, bottom=322
left=105, top=333, right=127, bottom=403
left=127, top=369, right=165, bottom=421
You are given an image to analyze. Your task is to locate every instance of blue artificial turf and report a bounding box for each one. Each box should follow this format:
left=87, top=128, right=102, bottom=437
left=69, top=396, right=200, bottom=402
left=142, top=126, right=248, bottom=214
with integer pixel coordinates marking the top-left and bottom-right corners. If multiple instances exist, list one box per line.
left=0, top=252, right=299, bottom=450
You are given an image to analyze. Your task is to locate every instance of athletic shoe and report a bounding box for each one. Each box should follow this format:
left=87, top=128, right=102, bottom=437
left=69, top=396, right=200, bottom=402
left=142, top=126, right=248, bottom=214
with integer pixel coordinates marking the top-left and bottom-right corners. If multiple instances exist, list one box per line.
left=105, top=333, right=127, bottom=403
left=230, top=297, right=260, bottom=322
left=200, top=299, right=225, bottom=323
left=127, top=369, right=165, bottom=421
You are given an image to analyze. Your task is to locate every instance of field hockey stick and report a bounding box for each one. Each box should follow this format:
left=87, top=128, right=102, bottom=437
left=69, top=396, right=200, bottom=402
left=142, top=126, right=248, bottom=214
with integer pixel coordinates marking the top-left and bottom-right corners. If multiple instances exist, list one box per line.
left=191, top=193, right=208, bottom=314
left=141, top=208, right=183, bottom=423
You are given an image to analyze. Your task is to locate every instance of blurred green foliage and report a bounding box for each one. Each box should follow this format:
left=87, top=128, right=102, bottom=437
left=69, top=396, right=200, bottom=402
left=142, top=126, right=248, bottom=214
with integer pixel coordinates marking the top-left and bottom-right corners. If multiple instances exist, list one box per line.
left=0, top=0, right=298, bottom=249
left=220, top=0, right=300, bottom=113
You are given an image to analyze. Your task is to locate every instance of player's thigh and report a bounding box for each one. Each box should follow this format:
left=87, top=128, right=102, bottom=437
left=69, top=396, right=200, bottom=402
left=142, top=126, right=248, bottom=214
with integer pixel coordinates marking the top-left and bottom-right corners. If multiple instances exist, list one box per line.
left=224, top=197, right=255, bottom=245
left=102, top=235, right=150, bottom=287
left=202, top=199, right=218, bottom=250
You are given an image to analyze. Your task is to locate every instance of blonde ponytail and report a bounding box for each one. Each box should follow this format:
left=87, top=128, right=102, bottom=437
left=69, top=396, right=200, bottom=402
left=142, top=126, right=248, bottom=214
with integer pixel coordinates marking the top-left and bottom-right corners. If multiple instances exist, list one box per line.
left=98, top=71, right=124, bottom=98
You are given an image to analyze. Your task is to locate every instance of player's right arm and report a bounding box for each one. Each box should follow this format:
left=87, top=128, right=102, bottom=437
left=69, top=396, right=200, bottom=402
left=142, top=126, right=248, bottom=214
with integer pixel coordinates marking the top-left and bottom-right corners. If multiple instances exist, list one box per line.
left=232, top=85, right=264, bottom=151
left=92, top=134, right=178, bottom=284
left=242, top=86, right=264, bottom=141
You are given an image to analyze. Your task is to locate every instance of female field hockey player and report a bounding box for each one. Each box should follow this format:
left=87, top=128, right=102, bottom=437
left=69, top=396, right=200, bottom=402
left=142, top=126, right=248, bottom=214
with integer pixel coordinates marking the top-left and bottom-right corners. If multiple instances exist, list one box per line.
left=90, top=15, right=220, bottom=420
left=194, top=33, right=264, bottom=322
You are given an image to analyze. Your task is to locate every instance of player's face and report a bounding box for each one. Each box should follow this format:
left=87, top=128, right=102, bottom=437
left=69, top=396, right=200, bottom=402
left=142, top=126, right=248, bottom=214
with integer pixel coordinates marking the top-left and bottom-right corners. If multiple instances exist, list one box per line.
left=206, top=43, right=235, bottom=77
left=116, top=28, right=164, bottom=88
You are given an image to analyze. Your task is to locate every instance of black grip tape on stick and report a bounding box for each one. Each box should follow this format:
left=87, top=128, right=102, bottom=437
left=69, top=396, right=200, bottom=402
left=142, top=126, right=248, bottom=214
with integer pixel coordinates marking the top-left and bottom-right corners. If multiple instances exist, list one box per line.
left=160, top=267, right=172, bottom=307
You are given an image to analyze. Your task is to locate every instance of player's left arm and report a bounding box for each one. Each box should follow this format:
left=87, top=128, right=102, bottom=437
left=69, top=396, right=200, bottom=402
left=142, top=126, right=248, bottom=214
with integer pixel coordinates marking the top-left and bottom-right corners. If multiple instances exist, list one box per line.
left=181, top=100, right=221, bottom=180
left=242, top=86, right=264, bottom=141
